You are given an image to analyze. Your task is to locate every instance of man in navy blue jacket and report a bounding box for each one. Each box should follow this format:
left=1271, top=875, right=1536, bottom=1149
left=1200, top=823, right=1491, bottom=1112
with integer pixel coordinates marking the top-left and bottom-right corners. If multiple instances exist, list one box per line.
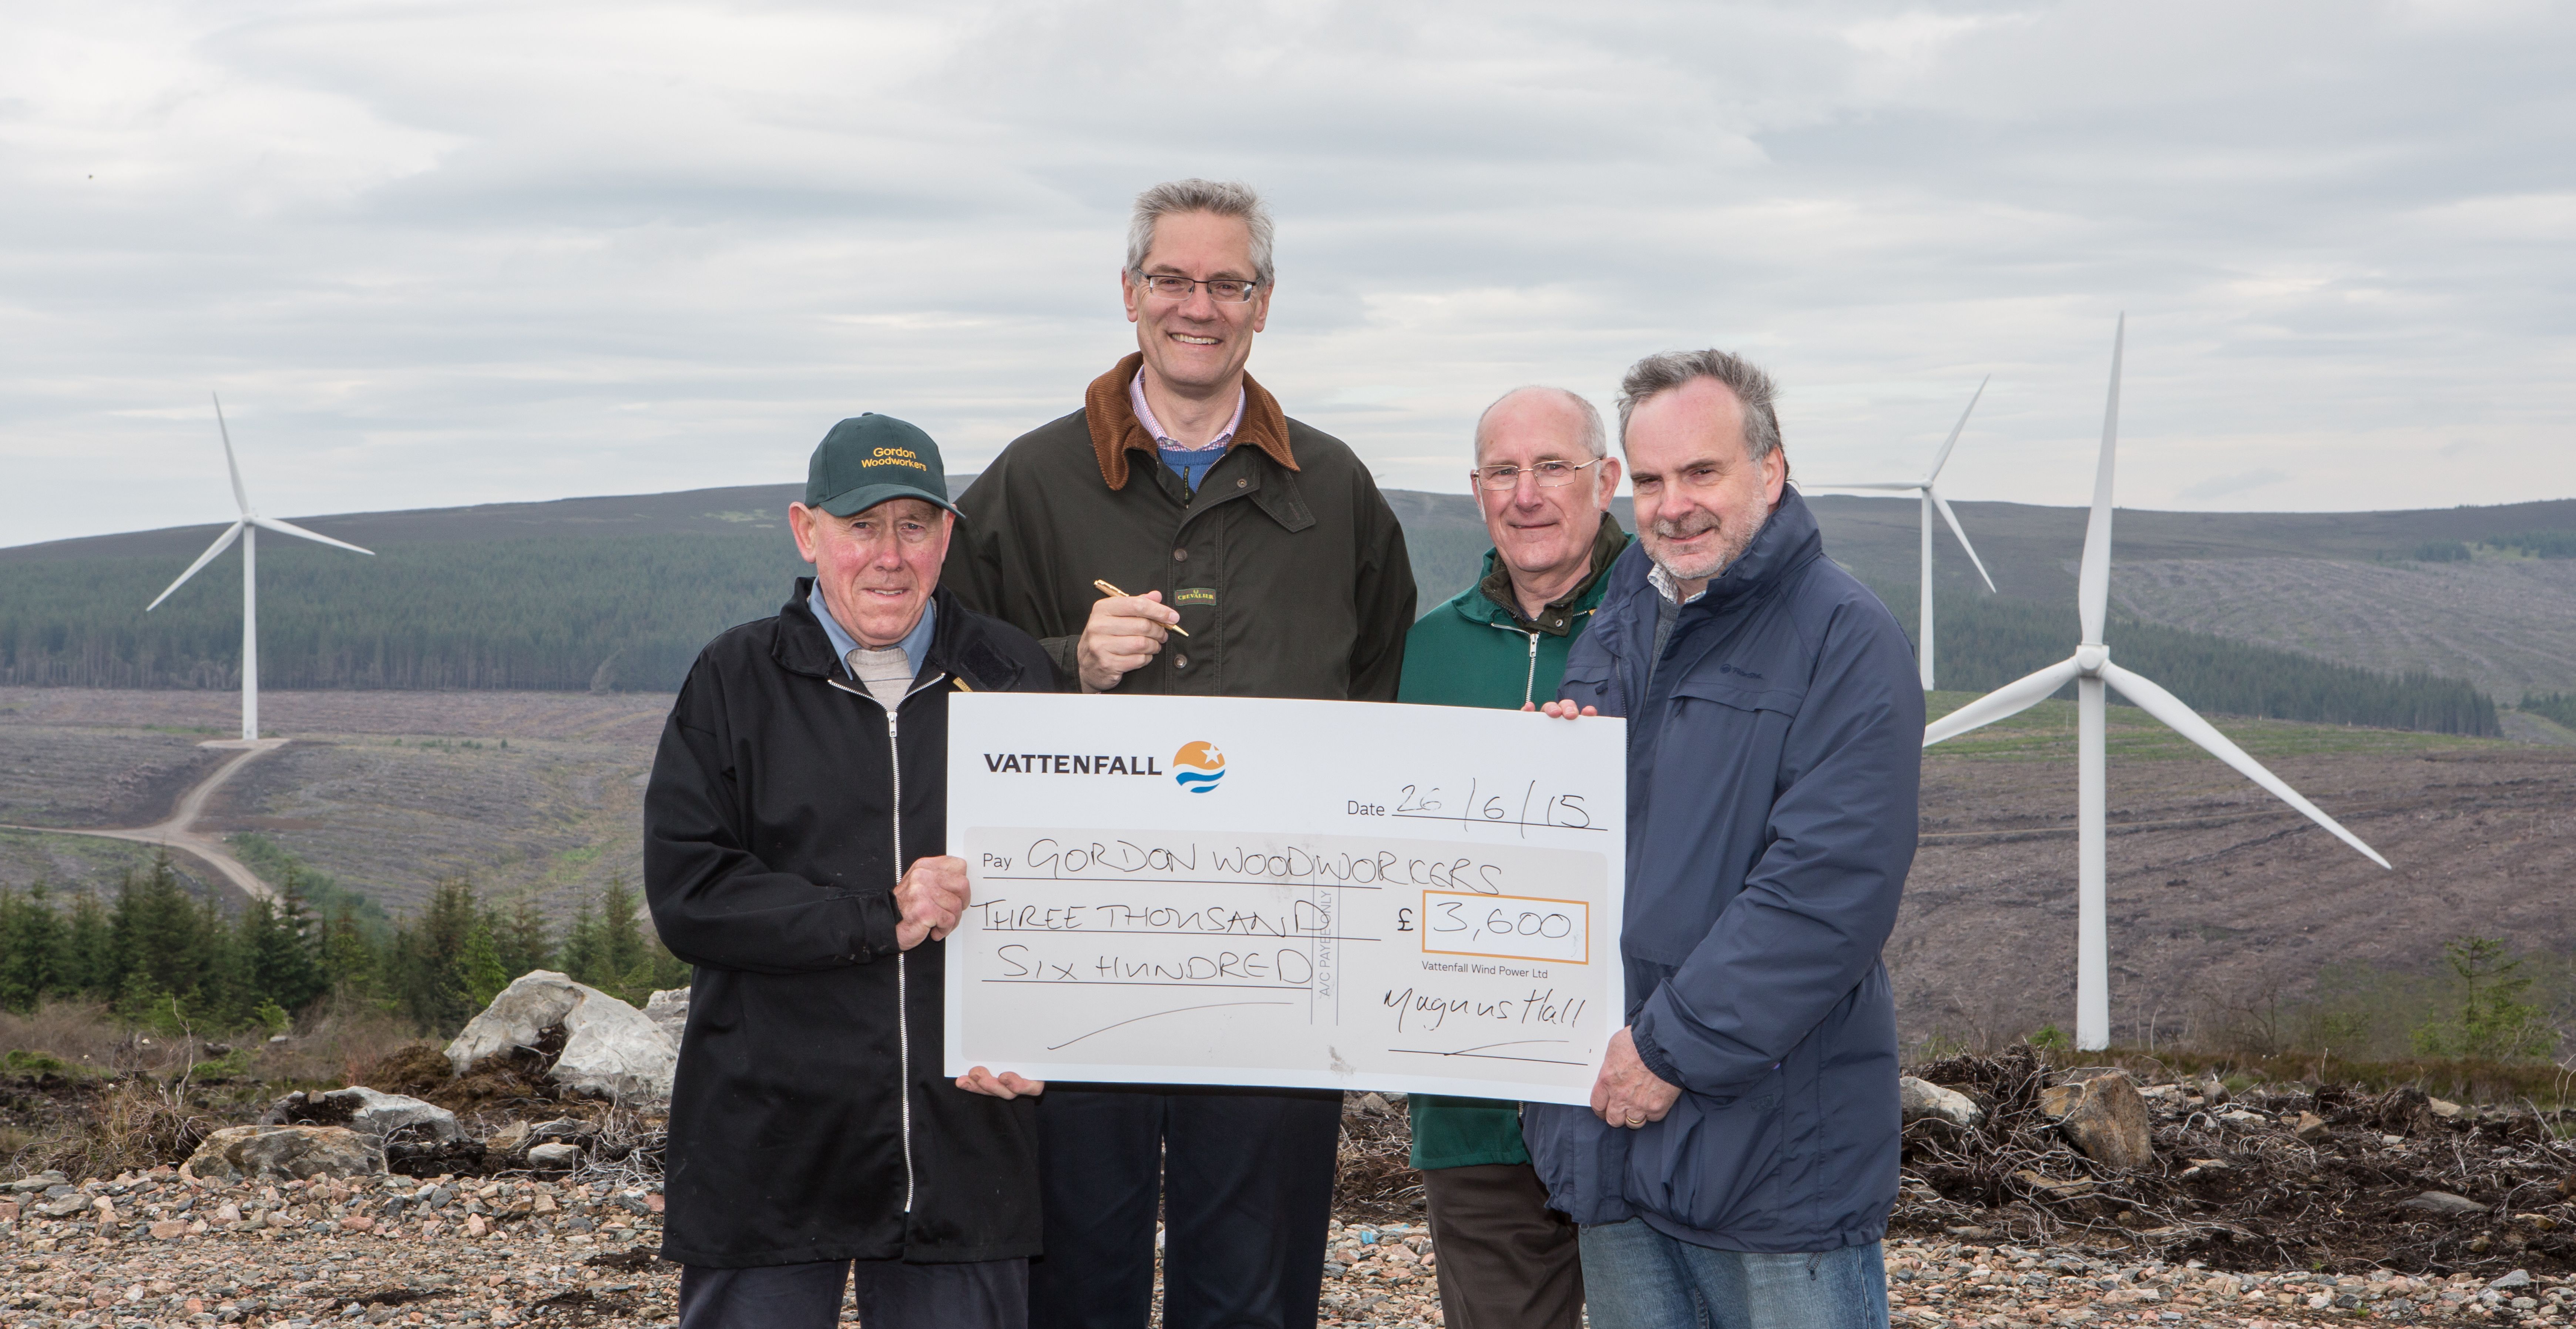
left=1525, top=350, right=1922, bottom=1328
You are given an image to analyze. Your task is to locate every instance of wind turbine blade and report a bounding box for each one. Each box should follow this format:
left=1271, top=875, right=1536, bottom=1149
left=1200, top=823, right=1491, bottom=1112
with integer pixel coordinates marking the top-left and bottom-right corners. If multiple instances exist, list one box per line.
left=2099, top=661, right=2392, bottom=869
left=146, top=521, right=244, bottom=610
left=1924, top=656, right=2082, bottom=745
left=2078, top=316, right=2122, bottom=643
left=1797, top=481, right=1922, bottom=492
left=250, top=514, right=374, bottom=556
left=1929, top=489, right=1997, bottom=593
left=212, top=393, right=250, bottom=516
left=1923, top=375, right=1989, bottom=483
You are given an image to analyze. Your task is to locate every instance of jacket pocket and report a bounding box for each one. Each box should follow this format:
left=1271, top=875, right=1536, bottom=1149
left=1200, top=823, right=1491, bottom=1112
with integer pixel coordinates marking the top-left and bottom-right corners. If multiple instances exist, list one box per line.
left=1557, top=667, right=1614, bottom=709
left=1519, top=1101, right=1635, bottom=1226
left=1625, top=1086, right=1783, bottom=1234
left=1666, top=674, right=1803, bottom=719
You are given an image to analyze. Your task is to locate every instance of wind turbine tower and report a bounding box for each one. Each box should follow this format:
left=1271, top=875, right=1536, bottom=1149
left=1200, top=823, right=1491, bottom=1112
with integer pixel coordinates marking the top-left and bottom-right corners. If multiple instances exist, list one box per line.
left=147, top=395, right=375, bottom=743
left=1921, top=318, right=2392, bottom=1050
left=1805, top=379, right=1997, bottom=689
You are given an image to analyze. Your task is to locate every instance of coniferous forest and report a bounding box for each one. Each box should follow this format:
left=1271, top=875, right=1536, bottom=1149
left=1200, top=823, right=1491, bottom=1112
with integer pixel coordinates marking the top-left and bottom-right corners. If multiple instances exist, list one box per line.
left=0, top=855, right=688, bottom=1038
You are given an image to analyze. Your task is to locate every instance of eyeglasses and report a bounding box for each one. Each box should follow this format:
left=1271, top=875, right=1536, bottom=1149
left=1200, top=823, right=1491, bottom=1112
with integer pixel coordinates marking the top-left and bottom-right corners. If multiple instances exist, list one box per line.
left=1132, top=271, right=1263, bottom=303
left=1471, top=458, right=1605, bottom=492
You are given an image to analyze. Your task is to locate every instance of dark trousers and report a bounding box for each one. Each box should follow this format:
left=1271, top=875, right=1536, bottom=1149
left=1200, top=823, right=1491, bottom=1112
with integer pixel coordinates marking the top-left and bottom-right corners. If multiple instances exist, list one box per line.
left=1422, top=1162, right=1585, bottom=1329
left=678, top=1257, right=1028, bottom=1329
left=1030, top=1085, right=1341, bottom=1329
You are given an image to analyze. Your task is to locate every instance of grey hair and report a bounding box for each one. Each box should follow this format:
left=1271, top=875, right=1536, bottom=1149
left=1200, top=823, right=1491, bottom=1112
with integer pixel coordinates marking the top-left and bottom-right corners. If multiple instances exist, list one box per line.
left=1616, top=349, right=1783, bottom=464
left=1474, top=386, right=1608, bottom=462
left=1126, top=179, right=1276, bottom=286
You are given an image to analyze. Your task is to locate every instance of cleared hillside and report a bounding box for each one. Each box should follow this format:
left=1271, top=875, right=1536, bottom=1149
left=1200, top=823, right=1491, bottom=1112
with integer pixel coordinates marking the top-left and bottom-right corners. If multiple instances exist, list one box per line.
left=2108, top=553, right=2576, bottom=702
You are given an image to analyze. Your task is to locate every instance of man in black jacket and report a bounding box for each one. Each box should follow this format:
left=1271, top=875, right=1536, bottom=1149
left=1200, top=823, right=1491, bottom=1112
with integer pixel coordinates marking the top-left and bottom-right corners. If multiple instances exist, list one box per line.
left=646, top=415, right=1060, bottom=1329
left=943, top=179, right=1415, bottom=1329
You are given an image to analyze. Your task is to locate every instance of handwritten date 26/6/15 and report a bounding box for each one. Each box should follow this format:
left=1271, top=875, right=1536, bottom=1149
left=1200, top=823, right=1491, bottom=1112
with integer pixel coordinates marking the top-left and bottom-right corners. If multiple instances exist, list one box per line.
left=1346, top=778, right=1600, bottom=833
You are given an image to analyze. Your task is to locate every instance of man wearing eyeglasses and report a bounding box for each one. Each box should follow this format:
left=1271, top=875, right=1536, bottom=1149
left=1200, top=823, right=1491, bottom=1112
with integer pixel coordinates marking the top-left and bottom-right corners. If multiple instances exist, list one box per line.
left=943, top=179, right=1417, bottom=1329
left=1392, top=384, right=1629, bottom=1329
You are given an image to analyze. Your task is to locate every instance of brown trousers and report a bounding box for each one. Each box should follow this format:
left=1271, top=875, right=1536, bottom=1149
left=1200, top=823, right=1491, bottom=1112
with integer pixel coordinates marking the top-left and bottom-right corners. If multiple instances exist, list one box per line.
left=1422, top=1162, right=1585, bottom=1329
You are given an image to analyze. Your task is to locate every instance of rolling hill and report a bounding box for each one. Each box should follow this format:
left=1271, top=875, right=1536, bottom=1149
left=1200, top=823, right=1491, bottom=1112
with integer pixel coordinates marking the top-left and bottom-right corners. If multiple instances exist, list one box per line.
left=5, top=483, right=2569, bottom=733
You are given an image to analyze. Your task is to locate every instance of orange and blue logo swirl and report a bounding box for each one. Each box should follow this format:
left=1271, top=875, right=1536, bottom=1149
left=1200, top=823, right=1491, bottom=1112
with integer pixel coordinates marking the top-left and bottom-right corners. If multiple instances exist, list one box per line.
left=1172, top=741, right=1226, bottom=793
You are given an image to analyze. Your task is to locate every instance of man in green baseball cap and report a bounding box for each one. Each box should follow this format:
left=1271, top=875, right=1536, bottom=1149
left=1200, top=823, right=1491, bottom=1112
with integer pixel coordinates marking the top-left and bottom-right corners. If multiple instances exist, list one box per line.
left=791, top=413, right=965, bottom=684
left=804, top=412, right=964, bottom=520
left=647, top=411, right=1059, bottom=1329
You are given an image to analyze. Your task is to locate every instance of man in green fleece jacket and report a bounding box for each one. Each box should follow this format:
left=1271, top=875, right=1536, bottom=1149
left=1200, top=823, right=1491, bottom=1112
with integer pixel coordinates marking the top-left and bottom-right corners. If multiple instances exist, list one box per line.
left=1398, top=385, right=1630, bottom=1328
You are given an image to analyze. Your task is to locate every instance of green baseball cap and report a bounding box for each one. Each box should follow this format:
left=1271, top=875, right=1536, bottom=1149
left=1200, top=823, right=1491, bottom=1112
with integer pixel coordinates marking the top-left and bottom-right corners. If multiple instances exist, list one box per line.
left=805, top=414, right=962, bottom=518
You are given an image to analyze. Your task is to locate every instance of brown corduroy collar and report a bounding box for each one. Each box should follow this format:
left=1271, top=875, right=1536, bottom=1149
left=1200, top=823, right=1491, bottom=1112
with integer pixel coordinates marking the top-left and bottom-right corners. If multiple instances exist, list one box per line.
left=1084, top=352, right=1300, bottom=491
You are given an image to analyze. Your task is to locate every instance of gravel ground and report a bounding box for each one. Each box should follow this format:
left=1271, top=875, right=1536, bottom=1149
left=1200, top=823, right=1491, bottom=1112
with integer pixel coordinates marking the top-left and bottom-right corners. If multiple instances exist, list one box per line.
left=6, top=1168, right=2570, bottom=1327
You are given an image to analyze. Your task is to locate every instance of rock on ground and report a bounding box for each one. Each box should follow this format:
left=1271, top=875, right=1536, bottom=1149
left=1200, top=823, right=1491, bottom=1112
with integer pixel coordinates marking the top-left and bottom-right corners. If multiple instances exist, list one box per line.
left=183, top=1126, right=384, bottom=1184
left=2039, top=1067, right=2155, bottom=1170
left=446, top=970, right=678, bottom=1102
left=644, top=987, right=689, bottom=1048
left=1901, top=1075, right=1987, bottom=1129
left=265, top=1087, right=463, bottom=1142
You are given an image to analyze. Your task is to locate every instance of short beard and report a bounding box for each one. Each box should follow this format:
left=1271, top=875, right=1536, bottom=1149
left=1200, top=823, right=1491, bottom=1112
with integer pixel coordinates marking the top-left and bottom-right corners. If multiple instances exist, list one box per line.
left=1644, top=508, right=1759, bottom=587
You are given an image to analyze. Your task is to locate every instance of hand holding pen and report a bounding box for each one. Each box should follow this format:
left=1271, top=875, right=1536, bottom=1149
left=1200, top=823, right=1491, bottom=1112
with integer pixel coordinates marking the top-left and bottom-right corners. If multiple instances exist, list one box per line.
left=1078, top=580, right=1186, bottom=694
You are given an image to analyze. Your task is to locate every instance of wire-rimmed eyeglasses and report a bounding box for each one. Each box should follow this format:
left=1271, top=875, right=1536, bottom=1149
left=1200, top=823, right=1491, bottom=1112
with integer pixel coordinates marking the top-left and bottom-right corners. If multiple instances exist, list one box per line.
left=1131, top=271, right=1263, bottom=303
left=1471, top=458, right=1605, bottom=492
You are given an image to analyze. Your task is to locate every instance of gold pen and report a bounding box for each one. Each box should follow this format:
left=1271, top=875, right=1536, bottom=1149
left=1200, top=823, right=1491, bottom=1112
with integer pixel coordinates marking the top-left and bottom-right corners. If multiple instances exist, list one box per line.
left=1091, top=580, right=1190, bottom=636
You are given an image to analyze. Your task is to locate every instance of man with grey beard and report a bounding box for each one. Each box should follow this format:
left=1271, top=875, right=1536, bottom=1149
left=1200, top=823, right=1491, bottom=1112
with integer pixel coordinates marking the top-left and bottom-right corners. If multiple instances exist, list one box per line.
left=1525, top=350, right=1922, bottom=1328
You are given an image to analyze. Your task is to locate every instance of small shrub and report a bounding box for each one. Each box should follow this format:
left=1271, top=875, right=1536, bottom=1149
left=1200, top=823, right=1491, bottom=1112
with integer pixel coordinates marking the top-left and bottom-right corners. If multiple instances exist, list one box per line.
left=2409, top=936, right=2555, bottom=1061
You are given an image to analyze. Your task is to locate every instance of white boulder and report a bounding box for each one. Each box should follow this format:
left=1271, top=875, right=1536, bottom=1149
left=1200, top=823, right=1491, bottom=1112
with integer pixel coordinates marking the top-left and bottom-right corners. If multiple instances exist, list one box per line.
left=266, top=1086, right=461, bottom=1141
left=445, top=970, right=677, bottom=1102
left=645, top=986, right=690, bottom=1049
left=1899, top=1076, right=1987, bottom=1129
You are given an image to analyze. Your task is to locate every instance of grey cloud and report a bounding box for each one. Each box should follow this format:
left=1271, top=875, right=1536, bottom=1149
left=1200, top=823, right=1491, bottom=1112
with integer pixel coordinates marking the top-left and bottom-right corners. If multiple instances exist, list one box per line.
left=3, top=0, right=2572, bottom=548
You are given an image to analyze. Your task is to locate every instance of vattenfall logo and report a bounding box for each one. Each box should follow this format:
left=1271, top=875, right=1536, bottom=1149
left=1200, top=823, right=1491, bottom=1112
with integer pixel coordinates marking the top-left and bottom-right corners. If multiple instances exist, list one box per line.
left=1172, top=741, right=1225, bottom=794
left=977, top=740, right=1227, bottom=791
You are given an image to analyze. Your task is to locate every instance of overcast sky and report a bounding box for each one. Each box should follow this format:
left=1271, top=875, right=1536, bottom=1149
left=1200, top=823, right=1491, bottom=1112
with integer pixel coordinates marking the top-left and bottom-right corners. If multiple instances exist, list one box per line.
left=5, top=0, right=2571, bottom=548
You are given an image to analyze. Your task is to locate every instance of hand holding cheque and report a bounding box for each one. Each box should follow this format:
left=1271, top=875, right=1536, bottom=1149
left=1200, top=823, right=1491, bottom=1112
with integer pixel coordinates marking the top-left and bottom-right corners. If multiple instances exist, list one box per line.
left=1533, top=696, right=1680, bottom=1129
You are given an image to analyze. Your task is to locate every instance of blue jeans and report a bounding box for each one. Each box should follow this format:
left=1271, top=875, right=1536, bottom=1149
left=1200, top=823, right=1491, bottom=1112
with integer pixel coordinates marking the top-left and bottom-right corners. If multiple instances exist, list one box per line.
left=1578, top=1219, right=1887, bottom=1329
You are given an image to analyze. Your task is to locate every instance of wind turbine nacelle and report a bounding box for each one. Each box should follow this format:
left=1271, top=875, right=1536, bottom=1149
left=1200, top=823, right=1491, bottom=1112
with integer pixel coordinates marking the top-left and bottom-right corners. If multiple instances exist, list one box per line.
left=2075, top=642, right=2110, bottom=674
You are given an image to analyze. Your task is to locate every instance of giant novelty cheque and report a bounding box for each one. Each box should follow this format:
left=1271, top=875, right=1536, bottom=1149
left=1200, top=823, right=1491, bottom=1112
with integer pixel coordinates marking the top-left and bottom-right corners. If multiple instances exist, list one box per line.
left=943, top=693, right=1627, bottom=1106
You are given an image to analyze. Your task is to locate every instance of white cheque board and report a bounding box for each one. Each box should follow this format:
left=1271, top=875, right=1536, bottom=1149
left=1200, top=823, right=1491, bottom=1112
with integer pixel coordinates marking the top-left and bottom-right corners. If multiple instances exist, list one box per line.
left=943, top=692, right=1626, bottom=1106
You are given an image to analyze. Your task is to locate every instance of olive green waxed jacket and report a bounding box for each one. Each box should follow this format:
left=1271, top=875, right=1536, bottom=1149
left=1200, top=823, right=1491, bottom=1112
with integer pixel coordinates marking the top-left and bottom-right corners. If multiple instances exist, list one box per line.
left=942, top=354, right=1415, bottom=702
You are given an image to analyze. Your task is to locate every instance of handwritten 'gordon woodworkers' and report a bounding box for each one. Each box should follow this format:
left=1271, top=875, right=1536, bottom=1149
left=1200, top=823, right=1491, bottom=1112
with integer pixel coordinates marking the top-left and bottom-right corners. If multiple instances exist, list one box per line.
left=941, top=693, right=1627, bottom=1106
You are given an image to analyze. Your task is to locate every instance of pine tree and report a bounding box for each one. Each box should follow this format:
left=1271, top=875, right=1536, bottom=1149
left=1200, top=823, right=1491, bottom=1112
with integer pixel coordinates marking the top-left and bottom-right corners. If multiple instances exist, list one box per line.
left=63, top=891, right=115, bottom=999
left=494, top=894, right=554, bottom=982
left=195, top=892, right=257, bottom=1031
left=0, top=885, right=68, bottom=1012
left=594, top=877, right=648, bottom=988
left=249, top=875, right=328, bottom=1013
left=320, top=902, right=381, bottom=1008
left=460, top=914, right=511, bottom=1011
left=393, top=878, right=488, bottom=1034
left=111, top=854, right=211, bottom=1016
left=557, top=896, right=601, bottom=987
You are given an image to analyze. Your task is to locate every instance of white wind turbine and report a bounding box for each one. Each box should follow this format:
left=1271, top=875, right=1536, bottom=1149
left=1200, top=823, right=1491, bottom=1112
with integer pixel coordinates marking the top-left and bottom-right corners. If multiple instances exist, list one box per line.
left=1804, top=379, right=1997, bottom=689
left=147, top=395, right=375, bottom=743
left=1922, top=318, right=2391, bottom=1050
